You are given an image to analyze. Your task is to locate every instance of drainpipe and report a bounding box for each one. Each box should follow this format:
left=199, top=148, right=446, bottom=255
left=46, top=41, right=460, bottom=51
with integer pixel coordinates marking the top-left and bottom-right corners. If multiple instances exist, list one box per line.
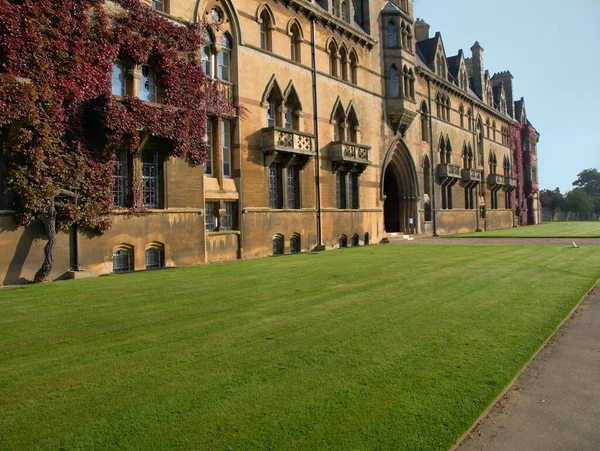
left=310, top=17, right=323, bottom=248
left=427, top=79, right=437, bottom=236
left=71, top=223, right=80, bottom=271
left=473, top=107, right=482, bottom=232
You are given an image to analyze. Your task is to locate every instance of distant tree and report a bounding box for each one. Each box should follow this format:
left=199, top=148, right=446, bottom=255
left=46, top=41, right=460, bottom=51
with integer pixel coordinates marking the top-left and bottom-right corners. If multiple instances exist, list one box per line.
left=539, top=187, right=565, bottom=220
left=564, top=189, right=594, bottom=220
left=573, top=168, right=600, bottom=196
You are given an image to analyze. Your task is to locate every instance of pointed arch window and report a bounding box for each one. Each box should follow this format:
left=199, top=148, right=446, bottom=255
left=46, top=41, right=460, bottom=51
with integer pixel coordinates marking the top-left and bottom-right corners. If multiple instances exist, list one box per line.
left=347, top=106, right=359, bottom=143
left=328, top=41, right=339, bottom=77
left=218, top=33, right=232, bottom=82
left=420, top=102, right=429, bottom=143
left=401, top=22, right=407, bottom=49
left=459, top=104, right=465, bottom=128
left=272, top=234, right=284, bottom=255
left=290, top=23, right=302, bottom=63
left=406, top=25, right=412, bottom=51
left=260, top=10, right=272, bottom=51
left=492, top=121, right=497, bottom=142
left=389, top=65, right=399, bottom=98
left=341, top=1, right=348, bottom=22
left=467, top=108, right=473, bottom=131
left=349, top=52, right=358, bottom=85
left=284, top=88, right=302, bottom=131
left=290, top=234, right=301, bottom=254
left=387, top=21, right=397, bottom=48
left=333, top=104, right=346, bottom=141
left=202, top=31, right=215, bottom=77
left=339, top=47, right=348, bottom=81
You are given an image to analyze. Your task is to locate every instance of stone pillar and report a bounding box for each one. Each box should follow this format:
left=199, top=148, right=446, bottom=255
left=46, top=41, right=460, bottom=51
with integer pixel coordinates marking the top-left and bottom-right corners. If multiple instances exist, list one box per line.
left=127, top=65, right=142, bottom=97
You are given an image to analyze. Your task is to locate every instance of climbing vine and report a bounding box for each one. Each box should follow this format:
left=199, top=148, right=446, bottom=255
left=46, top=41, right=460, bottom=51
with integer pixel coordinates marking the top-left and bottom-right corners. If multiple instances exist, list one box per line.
left=509, top=122, right=538, bottom=226
left=0, top=0, right=237, bottom=280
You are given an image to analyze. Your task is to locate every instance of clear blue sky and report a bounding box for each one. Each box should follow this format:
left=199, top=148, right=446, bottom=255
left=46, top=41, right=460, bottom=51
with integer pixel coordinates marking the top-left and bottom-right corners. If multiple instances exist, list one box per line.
left=413, top=0, right=600, bottom=193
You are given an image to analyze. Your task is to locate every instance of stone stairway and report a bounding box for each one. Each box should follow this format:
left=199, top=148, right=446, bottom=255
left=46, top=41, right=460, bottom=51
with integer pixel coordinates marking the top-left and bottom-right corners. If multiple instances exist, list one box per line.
left=381, top=233, right=416, bottom=244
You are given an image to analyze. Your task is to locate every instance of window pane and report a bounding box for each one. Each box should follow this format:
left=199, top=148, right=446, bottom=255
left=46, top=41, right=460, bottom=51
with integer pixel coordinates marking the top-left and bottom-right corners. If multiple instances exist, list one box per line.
left=269, top=165, right=282, bottom=209
left=142, top=151, right=160, bottom=208
left=221, top=121, right=231, bottom=178
left=223, top=202, right=235, bottom=230
left=205, top=120, right=213, bottom=176
left=202, top=46, right=212, bottom=77
left=152, top=0, right=164, bottom=12
left=113, top=250, right=132, bottom=273
left=140, top=65, right=157, bottom=102
left=113, top=150, right=129, bottom=207
left=287, top=167, right=299, bottom=209
left=112, top=62, right=125, bottom=96
left=205, top=202, right=217, bottom=231
left=145, top=249, right=162, bottom=269
left=218, top=50, right=230, bottom=82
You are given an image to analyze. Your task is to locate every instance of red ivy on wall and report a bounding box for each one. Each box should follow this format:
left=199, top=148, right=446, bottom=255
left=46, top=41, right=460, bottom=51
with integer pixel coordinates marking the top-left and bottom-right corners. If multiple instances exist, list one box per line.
left=509, top=122, right=538, bottom=226
left=0, top=0, right=237, bottom=232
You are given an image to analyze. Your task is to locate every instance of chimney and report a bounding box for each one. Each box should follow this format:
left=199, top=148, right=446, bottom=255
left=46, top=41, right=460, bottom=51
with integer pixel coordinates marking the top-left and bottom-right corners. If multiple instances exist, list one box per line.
left=491, top=71, right=515, bottom=118
left=414, top=18, right=430, bottom=42
left=470, top=41, right=485, bottom=100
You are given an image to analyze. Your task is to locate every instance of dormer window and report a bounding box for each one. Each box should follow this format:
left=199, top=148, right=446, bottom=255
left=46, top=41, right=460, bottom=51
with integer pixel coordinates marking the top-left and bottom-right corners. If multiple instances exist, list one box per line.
left=111, top=62, right=125, bottom=97
left=140, top=65, right=157, bottom=103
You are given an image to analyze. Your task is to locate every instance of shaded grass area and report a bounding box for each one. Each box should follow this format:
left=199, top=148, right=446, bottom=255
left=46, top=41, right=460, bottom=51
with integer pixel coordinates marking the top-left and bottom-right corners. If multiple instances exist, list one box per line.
left=449, top=221, right=600, bottom=238
left=1, top=245, right=600, bottom=450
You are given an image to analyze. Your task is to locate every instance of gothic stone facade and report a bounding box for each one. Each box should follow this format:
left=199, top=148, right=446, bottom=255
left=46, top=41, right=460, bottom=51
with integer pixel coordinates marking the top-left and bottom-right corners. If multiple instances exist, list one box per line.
left=0, top=0, right=540, bottom=284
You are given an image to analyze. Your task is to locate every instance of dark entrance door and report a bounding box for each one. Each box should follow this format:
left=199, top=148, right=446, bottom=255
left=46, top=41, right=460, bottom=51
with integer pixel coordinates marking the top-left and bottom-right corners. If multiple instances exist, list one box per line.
left=384, top=165, right=401, bottom=233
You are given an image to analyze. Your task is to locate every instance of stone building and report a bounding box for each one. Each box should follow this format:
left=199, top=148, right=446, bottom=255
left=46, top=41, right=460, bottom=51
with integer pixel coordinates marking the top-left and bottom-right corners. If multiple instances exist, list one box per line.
left=0, top=0, right=540, bottom=284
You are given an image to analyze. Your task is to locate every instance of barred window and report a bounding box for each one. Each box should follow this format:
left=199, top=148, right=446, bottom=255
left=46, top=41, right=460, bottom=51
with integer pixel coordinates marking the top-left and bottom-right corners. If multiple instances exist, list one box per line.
left=205, top=201, right=217, bottom=231
left=273, top=234, right=284, bottom=255
left=145, top=248, right=162, bottom=269
left=142, top=151, right=160, bottom=208
left=349, top=173, right=359, bottom=209
left=269, top=164, right=282, bottom=209
left=113, top=150, right=129, bottom=207
left=287, top=166, right=300, bottom=209
left=290, top=234, right=300, bottom=254
left=113, top=249, right=132, bottom=273
left=336, top=172, right=347, bottom=209
left=339, top=235, right=348, bottom=248
left=222, top=202, right=236, bottom=231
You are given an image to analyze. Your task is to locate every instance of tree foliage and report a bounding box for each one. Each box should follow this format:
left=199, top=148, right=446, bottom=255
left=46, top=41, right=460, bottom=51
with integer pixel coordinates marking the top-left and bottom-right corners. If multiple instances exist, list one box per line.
left=0, top=0, right=237, bottom=281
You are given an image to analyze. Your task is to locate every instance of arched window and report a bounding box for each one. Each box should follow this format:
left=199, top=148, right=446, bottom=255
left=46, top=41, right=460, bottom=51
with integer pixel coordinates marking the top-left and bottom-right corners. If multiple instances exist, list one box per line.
left=492, top=121, right=497, bottom=142
left=341, top=1, right=348, bottom=22
left=459, top=104, right=464, bottom=128
left=364, top=233, right=370, bottom=245
left=218, top=33, right=232, bottom=82
left=112, top=62, right=125, bottom=96
left=347, top=105, right=359, bottom=143
left=467, top=108, right=473, bottom=131
left=420, top=101, right=429, bottom=143
left=152, top=0, right=166, bottom=13
left=145, top=243, right=164, bottom=269
left=272, top=234, right=284, bottom=255
left=140, top=65, right=158, bottom=103
left=446, top=137, right=453, bottom=163
left=339, top=46, right=348, bottom=81
left=462, top=143, right=469, bottom=168
left=387, top=21, right=397, bottom=48
left=265, top=81, right=283, bottom=127
left=389, top=65, right=399, bottom=97
left=406, top=25, right=412, bottom=50
left=339, top=234, right=348, bottom=248
left=476, top=118, right=484, bottom=167
left=333, top=102, right=346, bottom=141
left=401, top=22, right=407, bottom=49
left=290, top=23, right=302, bottom=63
left=260, top=10, right=272, bottom=51
left=290, top=233, right=301, bottom=254
left=332, top=0, right=340, bottom=17
left=202, top=30, right=215, bottom=77
left=445, top=96, right=451, bottom=122
left=349, top=51, right=358, bottom=85
left=439, top=136, right=447, bottom=165
left=328, top=41, right=338, bottom=77
left=351, top=234, right=359, bottom=247
left=486, top=118, right=491, bottom=139
left=436, top=92, right=442, bottom=119
left=284, top=86, right=301, bottom=131
left=409, top=68, right=415, bottom=99
left=423, top=155, right=432, bottom=221
left=113, top=245, right=133, bottom=273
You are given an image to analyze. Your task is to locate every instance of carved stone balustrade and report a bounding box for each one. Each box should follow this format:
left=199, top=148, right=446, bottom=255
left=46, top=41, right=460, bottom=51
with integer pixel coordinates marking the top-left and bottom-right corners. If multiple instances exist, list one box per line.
left=438, top=163, right=462, bottom=187
left=504, top=176, right=517, bottom=192
left=261, top=127, right=316, bottom=168
left=330, top=141, right=371, bottom=173
left=487, top=173, right=505, bottom=188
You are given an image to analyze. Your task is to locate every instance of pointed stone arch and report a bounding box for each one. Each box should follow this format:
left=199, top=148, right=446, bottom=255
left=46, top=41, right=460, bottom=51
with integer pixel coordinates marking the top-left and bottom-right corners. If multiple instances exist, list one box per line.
left=260, top=74, right=283, bottom=108
left=286, top=17, right=304, bottom=39
left=325, top=36, right=339, bottom=54
left=194, top=0, right=242, bottom=44
left=283, top=81, right=302, bottom=111
left=381, top=139, right=420, bottom=234
left=255, top=2, right=276, bottom=28
left=329, top=96, right=346, bottom=124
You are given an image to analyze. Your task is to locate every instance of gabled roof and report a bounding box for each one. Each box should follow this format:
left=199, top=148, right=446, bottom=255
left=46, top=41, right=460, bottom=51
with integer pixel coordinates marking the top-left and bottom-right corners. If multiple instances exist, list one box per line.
left=416, top=37, right=437, bottom=65
left=382, top=1, right=402, bottom=12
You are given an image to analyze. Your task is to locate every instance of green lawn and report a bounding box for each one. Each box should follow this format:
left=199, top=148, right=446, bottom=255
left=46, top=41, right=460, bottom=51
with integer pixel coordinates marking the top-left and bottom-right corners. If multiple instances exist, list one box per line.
left=450, top=221, right=600, bottom=238
left=1, top=245, right=600, bottom=450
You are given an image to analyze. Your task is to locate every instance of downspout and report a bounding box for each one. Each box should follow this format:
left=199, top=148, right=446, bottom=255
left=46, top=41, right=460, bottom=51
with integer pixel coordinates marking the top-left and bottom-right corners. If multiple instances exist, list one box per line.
left=427, top=78, right=437, bottom=237
left=310, top=17, right=323, bottom=248
left=473, top=106, right=481, bottom=231
left=71, top=223, right=80, bottom=271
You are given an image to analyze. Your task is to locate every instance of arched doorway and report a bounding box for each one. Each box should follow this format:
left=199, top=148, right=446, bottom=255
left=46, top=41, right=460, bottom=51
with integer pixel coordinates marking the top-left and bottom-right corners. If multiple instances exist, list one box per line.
left=382, top=141, right=419, bottom=234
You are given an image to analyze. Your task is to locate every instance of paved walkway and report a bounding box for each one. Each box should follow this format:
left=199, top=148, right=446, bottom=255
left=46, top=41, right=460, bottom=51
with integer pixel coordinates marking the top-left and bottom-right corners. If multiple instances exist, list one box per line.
left=457, top=282, right=600, bottom=451
left=390, top=237, right=600, bottom=246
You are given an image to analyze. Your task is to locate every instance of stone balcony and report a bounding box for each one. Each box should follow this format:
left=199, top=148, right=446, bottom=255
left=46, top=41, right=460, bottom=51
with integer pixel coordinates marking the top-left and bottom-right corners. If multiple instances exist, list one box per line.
left=261, top=127, right=316, bottom=168
left=438, top=163, right=461, bottom=186
left=461, top=168, right=483, bottom=183
left=330, top=141, right=371, bottom=173
left=487, top=173, right=505, bottom=188
left=504, top=176, right=518, bottom=192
